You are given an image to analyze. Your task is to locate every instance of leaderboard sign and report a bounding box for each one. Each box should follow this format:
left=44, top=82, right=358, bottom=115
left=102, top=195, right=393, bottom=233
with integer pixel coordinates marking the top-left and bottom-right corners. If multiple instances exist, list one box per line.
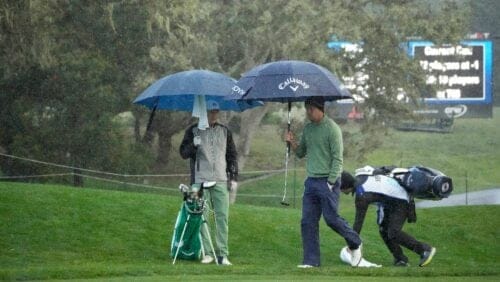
left=408, top=41, right=493, bottom=118
left=327, top=40, right=493, bottom=119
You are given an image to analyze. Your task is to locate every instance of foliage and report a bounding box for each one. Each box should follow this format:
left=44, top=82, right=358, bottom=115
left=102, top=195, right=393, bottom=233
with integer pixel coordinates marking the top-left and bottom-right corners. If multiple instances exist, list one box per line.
left=0, top=0, right=474, bottom=176
left=322, top=0, right=471, bottom=160
left=470, top=0, right=500, bottom=106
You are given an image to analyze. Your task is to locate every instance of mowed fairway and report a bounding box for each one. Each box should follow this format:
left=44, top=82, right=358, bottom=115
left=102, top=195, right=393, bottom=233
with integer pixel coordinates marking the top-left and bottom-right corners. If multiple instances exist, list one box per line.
left=1, top=182, right=499, bottom=280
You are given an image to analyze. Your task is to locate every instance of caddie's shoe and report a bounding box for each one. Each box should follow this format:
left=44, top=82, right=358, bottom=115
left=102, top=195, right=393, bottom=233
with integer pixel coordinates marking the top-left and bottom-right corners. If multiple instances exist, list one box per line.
left=217, top=256, right=232, bottom=266
left=419, top=247, right=436, bottom=267
left=394, top=260, right=409, bottom=267
left=350, top=243, right=363, bottom=267
left=297, top=264, right=316, bottom=268
left=201, top=255, right=214, bottom=264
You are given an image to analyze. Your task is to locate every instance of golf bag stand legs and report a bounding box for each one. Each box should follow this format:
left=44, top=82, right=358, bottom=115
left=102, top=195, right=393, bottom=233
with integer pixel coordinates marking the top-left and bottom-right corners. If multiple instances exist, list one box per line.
left=172, top=214, right=192, bottom=265
left=172, top=213, right=218, bottom=265
left=201, top=214, right=219, bottom=265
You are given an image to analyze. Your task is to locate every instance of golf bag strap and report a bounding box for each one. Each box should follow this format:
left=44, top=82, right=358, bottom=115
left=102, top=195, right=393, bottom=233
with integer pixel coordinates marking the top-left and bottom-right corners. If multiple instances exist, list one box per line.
left=407, top=196, right=417, bottom=223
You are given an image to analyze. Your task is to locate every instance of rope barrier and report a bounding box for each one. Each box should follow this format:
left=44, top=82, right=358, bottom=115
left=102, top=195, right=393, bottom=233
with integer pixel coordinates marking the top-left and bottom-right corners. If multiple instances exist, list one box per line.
left=72, top=173, right=178, bottom=192
left=0, top=173, right=73, bottom=179
left=0, top=152, right=189, bottom=177
left=0, top=152, right=301, bottom=177
left=0, top=171, right=287, bottom=199
left=4, top=152, right=495, bottom=200
left=0, top=153, right=293, bottom=199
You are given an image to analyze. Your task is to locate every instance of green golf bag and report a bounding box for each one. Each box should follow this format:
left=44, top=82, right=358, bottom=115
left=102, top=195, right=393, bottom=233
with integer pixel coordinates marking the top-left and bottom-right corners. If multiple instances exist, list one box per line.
left=170, top=200, right=203, bottom=260
left=171, top=182, right=218, bottom=264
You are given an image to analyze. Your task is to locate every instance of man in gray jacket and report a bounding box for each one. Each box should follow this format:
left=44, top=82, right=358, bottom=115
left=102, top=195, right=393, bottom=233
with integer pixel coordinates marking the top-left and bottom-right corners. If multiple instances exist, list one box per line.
left=179, top=101, right=238, bottom=265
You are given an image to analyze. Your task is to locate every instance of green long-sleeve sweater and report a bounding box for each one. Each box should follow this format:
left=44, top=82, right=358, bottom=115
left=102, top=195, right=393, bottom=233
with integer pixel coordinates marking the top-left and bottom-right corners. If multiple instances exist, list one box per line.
left=295, top=116, right=343, bottom=183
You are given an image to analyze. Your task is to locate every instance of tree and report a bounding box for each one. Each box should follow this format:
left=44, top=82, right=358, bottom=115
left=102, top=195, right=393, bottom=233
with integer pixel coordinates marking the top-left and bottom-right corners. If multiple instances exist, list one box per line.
left=0, top=0, right=472, bottom=179
left=470, top=0, right=500, bottom=106
left=212, top=0, right=355, bottom=168
left=212, top=0, right=470, bottom=164
left=0, top=1, right=156, bottom=178
left=129, top=0, right=222, bottom=170
left=329, top=0, right=470, bottom=160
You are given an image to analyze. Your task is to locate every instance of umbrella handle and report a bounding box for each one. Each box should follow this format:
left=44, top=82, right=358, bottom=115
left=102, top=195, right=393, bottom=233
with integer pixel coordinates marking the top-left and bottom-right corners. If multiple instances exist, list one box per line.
left=143, top=102, right=158, bottom=143
left=282, top=101, right=292, bottom=206
left=286, top=101, right=291, bottom=154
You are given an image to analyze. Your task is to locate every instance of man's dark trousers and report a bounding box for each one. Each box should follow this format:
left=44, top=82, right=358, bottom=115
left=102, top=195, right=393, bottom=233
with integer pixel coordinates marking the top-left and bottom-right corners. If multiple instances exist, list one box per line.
left=379, top=198, right=430, bottom=263
left=301, top=177, right=362, bottom=266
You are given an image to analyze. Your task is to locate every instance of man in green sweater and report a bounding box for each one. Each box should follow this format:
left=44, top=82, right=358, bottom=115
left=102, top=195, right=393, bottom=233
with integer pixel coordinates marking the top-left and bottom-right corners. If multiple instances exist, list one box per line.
left=286, top=96, right=362, bottom=268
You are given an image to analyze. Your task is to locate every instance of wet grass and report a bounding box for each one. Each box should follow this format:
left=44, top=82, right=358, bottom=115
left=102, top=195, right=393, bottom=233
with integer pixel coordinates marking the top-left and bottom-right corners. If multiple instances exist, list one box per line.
left=1, top=182, right=499, bottom=280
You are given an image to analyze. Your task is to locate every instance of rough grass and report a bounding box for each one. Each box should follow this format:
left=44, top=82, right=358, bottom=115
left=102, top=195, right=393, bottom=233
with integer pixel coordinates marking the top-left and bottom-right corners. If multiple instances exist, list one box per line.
left=59, top=108, right=500, bottom=204
left=235, top=107, right=500, bottom=206
left=1, top=182, right=499, bottom=280
left=362, top=109, right=500, bottom=193
left=2, top=109, right=499, bottom=280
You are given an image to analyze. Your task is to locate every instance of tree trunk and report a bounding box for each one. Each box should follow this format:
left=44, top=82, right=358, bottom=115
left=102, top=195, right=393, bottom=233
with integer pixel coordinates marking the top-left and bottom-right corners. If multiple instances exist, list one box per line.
left=154, top=112, right=193, bottom=170
left=236, top=104, right=270, bottom=170
left=132, top=110, right=142, bottom=144
left=73, top=168, right=84, bottom=187
left=156, top=123, right=172, bottom=167
left=142, top=109, right=157, bottom=145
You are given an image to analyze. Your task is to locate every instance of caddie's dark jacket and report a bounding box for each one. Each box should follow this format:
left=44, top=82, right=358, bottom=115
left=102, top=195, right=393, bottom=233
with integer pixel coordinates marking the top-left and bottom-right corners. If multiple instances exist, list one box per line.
left=180, top=123, right=238, bottom=184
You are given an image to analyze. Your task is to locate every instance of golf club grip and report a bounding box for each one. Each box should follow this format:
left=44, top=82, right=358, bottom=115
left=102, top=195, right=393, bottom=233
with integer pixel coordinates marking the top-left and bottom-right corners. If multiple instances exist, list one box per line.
left=286, top=101, right=291, bottom=153
left=287, top=101, right=292, bottom=130
left=286, top=124, right=291, bottom=153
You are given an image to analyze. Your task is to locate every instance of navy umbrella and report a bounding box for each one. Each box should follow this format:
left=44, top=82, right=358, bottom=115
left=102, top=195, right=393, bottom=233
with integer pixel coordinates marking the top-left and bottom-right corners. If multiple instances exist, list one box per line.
left=230, top=60, right=351, bottom=102
left=227, top=60, right=352, bottom=205
left=134, top=70, right=262, bottom=138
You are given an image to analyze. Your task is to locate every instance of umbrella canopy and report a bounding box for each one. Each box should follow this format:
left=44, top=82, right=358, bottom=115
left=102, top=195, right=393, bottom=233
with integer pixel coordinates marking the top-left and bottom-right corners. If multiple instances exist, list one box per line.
left=227, top=60, right=352, bottom=102
left=134, top=69, right=262, bottom=112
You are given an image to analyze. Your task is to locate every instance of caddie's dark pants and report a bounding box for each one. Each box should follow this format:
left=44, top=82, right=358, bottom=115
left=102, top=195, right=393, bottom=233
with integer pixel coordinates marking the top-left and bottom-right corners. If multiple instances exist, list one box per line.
left=301, top=177, right=362, bottom=266
left=379, top=199, right=431, bottom=263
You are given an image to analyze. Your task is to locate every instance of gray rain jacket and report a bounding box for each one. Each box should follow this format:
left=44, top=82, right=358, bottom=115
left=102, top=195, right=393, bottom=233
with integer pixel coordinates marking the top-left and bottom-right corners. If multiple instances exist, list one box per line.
left=180, top=123, right=238, bottom=184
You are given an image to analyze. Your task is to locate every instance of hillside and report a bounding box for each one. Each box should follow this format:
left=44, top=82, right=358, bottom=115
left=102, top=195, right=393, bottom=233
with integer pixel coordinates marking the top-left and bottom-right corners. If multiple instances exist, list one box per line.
left=233, top=107, right=500, bottom=207
left=362, top=109, right=500, bottom=192
left=2, top=108, right=497, bottom=210
left=1, top=182, right=499, bottom=280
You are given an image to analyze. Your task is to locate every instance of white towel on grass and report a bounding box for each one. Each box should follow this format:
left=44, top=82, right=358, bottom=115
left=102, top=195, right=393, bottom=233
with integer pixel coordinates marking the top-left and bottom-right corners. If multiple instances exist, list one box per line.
left=340, top=246, right=382, bottom=268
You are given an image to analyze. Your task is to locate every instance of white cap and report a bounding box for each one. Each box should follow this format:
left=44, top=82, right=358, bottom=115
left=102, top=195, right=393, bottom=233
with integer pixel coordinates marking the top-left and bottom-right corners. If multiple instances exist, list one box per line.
left=355, top=165, right=375, bottom=176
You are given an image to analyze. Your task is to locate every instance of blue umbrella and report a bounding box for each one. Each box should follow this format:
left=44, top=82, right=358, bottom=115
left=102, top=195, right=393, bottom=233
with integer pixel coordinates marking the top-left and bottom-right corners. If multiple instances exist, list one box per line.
left=134, top=69, right=262, bottom=112
left=227, top=60, right=352, bottom=205
left=134, top=70, right=262, bottom=139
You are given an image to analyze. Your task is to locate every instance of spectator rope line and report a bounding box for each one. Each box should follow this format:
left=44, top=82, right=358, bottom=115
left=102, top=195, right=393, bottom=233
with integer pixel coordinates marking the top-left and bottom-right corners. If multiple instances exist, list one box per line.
left=0, top=152, right=304, bottom=199
left=0, top=173, right=73, bottom=179
left=72, top=173, right=179, bottom=191
left=0, top=152, right=295, bottom=177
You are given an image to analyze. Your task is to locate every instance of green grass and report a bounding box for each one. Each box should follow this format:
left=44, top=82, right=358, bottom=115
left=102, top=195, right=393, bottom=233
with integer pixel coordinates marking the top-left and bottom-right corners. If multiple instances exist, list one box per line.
left=3, top=109, right=498, bottom=280
left=1, top=182, right=499, bottom=280
left=361, top=109, right=500, bottom=193
left=55, top=108, right=499, bottom=206
left=235, top=108, right=500, bottom=207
